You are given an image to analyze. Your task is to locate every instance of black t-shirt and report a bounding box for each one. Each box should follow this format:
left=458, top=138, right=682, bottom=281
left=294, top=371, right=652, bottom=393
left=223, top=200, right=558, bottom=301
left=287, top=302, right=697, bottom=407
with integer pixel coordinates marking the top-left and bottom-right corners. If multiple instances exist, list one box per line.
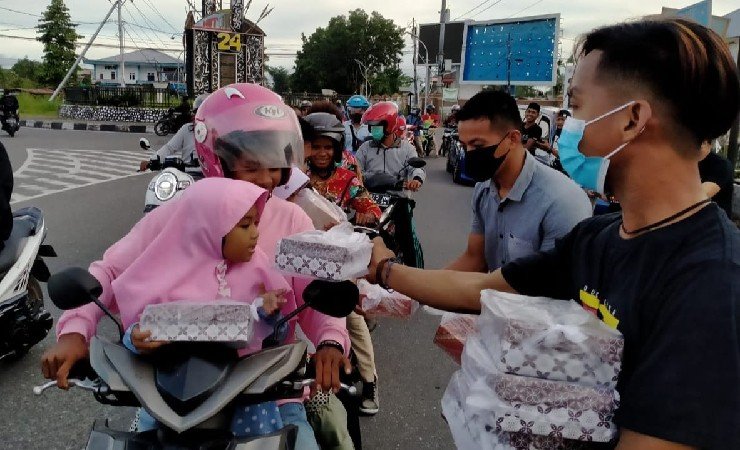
left=502, top=204, right=740, bottom=449
left=520, top=122, right=543, bottom=145
left=699, top=151, right=734, bottom=218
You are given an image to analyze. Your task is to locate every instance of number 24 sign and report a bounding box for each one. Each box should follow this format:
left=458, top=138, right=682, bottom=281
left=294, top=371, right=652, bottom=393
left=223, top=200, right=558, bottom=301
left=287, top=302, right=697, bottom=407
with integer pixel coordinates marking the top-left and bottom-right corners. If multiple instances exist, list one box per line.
left=217, top=32, right=242, bottom=52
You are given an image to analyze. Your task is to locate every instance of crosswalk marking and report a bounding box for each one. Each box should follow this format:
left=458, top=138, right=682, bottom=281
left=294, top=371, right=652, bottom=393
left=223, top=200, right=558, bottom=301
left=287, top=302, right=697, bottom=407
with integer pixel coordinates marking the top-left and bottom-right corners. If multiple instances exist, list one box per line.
left=11, top=147, right=149, bottom=204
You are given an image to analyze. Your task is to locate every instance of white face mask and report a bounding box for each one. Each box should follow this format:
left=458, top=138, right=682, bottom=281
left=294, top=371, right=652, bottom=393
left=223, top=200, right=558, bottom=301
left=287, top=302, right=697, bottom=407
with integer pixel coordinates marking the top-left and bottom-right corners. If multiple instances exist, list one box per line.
left=558, top=101, right=638, bottom=194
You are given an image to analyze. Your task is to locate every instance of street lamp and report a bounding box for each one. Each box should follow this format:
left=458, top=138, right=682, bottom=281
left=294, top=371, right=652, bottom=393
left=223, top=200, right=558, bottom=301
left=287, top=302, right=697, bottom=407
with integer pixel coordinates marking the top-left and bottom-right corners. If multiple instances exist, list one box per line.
left=406, top=30, right=431, bottom=108
left=354, top=59, right=370, bottom=97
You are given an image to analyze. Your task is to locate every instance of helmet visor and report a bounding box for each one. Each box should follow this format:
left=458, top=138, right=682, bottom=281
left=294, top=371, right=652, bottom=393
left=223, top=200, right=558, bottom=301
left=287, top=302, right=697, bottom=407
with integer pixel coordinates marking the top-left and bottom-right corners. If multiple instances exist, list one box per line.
left=214, top=129, right=304, bottom=172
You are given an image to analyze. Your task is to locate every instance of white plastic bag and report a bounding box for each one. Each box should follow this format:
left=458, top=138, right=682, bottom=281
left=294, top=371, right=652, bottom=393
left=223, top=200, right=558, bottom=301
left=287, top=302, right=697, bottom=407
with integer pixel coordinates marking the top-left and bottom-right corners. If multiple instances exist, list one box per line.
left=478, top=291, right=624, bottom=388
left=293, top=187, right=348, bottom=230
left=275, top=223, right=372, bottom=281
left=357, top=279, right=419, bottom=318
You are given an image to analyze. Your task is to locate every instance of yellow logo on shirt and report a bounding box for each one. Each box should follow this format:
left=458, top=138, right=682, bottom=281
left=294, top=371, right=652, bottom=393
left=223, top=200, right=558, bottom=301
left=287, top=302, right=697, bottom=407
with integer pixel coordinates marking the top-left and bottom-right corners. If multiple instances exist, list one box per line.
left=579, top=287, right=620, bottom=330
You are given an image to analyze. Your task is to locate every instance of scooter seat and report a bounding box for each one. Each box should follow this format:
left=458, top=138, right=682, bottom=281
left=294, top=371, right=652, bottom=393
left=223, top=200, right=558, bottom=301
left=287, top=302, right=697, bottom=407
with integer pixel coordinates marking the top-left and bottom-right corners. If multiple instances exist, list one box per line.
left=0, top=217, right=34, bottom=276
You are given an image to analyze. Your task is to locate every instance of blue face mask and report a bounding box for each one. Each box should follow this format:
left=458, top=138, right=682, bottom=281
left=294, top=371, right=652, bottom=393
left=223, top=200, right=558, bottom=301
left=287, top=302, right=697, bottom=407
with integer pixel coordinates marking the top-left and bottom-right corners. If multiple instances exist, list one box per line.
left=558, top=101, right=638, bottom=195
left=370, top=125, right=385, bottom=142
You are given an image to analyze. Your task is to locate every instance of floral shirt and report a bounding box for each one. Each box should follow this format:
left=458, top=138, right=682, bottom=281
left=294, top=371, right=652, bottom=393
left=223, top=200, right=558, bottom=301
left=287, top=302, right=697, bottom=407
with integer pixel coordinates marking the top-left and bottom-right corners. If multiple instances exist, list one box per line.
left=308, top=167, right=381, bottom=220
left=340, top=150, right=362, bottom=181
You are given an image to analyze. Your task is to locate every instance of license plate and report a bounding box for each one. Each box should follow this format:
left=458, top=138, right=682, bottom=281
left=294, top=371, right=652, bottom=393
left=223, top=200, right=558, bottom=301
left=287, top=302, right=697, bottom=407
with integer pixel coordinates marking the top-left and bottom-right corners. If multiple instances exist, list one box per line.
left=7, top=119, right=16, bottom=125
left=371, top=193, right=392, bottom=208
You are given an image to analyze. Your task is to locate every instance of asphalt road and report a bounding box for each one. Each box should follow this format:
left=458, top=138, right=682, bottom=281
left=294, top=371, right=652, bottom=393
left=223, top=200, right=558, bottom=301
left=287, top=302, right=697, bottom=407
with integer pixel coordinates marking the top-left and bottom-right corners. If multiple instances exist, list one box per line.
left=0, top=128, right=476, bottom=450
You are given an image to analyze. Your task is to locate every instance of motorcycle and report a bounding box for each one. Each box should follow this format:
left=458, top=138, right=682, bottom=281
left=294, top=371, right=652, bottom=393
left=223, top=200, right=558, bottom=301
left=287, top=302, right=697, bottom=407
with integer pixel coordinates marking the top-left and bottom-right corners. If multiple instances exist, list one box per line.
left=443, top=127, right=459, bottom=172
left=362, top=157, right=426, bottom=268
left=139, top=138, right=199, bottom=213
left=0, top=108, right=20, bottom=138
left=35, top=267, right=360, bottom=449
left=0, top=207, right=56, bottom=362
left=154, top=109, right=191, bottom=137
left=419, top=126, right=435, bottom=157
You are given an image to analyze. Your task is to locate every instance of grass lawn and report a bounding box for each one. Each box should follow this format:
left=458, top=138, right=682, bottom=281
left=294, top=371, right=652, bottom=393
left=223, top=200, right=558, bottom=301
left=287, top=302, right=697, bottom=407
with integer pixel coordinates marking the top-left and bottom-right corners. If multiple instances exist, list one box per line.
left=17, top=92, right=60, bottom=118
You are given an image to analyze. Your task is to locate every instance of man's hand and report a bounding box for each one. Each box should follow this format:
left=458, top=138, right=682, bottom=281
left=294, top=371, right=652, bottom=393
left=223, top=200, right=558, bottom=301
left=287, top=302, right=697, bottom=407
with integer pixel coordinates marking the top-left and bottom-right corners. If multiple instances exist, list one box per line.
left=367, top=237, right=396, bottom=284
left=130, top=325, right=169, bottom=354
left=41, top=333, right=88, bottom=389
left=405, top=180, right=422, bottom=192
left=139, top=160, right=150, bottom=172
left=313, top=346, right=351, bottom=393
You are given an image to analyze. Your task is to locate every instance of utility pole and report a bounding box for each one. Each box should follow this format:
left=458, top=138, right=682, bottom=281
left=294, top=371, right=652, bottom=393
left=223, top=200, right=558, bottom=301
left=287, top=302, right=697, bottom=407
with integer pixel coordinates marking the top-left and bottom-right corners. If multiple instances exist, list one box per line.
left=412, top=19, right=419, bottom=108
left=438, top=0, right=447, bottom=73
left=50, top=0, right=120, bottom=101
left=117, top=0, right=126, bottom=87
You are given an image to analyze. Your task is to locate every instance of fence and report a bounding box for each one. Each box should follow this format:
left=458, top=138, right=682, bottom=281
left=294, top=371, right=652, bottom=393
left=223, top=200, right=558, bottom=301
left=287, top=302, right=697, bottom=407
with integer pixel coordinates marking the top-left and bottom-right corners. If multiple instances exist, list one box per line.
left=280, top=93, right=352, bottom=108
left=63, top=86, right=181, bottom=108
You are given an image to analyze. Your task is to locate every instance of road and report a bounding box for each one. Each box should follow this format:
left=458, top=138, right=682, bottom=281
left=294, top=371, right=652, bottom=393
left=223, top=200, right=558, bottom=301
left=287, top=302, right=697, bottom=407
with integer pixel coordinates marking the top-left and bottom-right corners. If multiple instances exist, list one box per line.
left=0, top=128, right=475, bottom=449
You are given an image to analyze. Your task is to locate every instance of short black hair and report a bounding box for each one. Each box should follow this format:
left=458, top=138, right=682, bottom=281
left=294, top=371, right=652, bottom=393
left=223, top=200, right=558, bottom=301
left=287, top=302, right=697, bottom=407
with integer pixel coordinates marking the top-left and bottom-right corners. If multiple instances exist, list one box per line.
left=298, top=116, right=316, bottom=141
left=456, top=90, right=521, bottom=131
left=579, top=18, right=739, bottom=147
left=557, top=110, right=571, bottom=118
left=527, top=102, right=541, bottom=112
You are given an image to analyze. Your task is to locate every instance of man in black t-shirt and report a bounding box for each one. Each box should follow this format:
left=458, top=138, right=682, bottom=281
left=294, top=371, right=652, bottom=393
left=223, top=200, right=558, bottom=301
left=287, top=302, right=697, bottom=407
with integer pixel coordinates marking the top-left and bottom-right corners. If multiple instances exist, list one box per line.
left=698, top=141, right=734, bottom=218
left=0, top=142, right=13, bottom=251
left=368, top=18, right=740, bottom=450
left=520, top=102, right=543, bottom=152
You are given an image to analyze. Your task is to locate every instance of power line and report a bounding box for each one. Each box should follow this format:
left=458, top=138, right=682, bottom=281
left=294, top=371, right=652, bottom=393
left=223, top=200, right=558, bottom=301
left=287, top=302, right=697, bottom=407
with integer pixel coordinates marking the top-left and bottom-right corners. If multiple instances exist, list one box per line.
left=127, top=0, right=172, bottom=47
left=140, top=0, right=180, bottom=34
left=0, top=5, right=103, bottom=24
left=453, top=0, right=497, bottom=21
left=471, top=0, right=506, bottom=19
left=506, top=0, right=545, bottom=18
left=123, top=3, right=169, bottom=48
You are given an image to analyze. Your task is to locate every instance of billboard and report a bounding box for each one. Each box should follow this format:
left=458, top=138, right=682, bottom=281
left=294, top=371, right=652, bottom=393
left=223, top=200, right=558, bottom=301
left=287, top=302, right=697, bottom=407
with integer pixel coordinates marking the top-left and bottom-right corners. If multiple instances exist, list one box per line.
left=417, top=22, right=466, bottom=65
left=460, top=14, right=560, bottom=86
left=661, top=1, right=730, bottom=37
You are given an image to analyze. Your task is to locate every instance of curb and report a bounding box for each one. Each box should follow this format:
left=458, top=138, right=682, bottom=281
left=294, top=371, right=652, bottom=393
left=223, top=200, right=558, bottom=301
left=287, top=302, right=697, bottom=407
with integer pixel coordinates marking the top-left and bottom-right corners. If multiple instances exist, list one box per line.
left=20, top=120, right=154, bottom=134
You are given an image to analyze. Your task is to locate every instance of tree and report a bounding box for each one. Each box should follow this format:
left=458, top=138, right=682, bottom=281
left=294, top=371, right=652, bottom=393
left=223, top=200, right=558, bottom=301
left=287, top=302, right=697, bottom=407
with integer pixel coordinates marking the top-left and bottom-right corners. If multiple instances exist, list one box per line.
left=36, top=0, right=82, bottom=86
left=370, top=67, right=413, bottom=95
left=11, top=58, right=44, bottom=84
left=266, top=66, right=291, bottom=93
left=291, top=9, right=404, bottom=94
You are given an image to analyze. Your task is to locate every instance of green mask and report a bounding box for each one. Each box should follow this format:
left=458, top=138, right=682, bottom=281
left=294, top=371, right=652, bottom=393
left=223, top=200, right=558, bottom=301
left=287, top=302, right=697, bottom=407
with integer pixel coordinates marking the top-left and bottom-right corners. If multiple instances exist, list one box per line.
left=370, top=125, right=385, bottom=141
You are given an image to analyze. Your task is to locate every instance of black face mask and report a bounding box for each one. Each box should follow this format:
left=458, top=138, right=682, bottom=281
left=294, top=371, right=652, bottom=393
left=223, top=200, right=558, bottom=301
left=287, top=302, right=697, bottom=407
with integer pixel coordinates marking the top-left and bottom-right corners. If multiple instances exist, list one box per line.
left=463, top=133, right=511, bottom=182
left=351, top=113, right=363, bottom=124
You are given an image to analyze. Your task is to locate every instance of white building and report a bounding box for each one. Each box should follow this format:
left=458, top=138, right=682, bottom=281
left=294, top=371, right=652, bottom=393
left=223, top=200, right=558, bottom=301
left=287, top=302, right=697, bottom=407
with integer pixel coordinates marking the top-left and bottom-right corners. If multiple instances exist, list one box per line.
left=85, top=49, right=184, bottom=85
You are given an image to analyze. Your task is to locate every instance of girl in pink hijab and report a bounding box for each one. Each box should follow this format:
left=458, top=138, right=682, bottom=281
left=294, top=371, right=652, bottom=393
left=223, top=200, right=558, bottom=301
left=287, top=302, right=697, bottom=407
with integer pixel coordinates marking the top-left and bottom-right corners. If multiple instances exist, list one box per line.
left=92, top=177, right=296, bottom=437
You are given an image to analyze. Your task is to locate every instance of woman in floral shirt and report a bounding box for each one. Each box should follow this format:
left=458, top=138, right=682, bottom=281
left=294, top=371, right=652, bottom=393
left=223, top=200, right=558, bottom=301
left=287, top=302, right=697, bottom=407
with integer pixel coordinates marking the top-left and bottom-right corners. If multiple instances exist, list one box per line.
left=304, top=112, right=381, bottom=226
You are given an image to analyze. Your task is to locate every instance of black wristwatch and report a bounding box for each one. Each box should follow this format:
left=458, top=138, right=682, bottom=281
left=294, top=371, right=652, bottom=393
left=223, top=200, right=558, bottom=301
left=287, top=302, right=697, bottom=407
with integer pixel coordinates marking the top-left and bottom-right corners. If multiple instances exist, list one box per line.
left=316, top=340, right=344, bottom=355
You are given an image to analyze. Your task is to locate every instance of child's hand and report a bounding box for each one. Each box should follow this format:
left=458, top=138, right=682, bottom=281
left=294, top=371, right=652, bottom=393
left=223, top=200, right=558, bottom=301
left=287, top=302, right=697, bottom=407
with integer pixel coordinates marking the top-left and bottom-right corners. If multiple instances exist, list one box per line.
left=131, top=325, right=169, bottom=354
left=259, top=285, right=288, bottom=316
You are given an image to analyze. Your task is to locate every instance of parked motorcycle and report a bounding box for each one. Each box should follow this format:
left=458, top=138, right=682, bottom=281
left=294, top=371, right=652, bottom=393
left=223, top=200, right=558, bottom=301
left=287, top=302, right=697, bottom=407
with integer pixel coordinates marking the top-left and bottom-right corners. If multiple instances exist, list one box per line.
left=35, top=267, right=360, bottom=449
left=154, top=109, right=191, bottom=137
left=362, top=157, right=426, bottom=268
left=139, top=138, right=198, bottom=213
left=0, top=207, right=56, bottom=362
left=443, top=127, right=459, bottom=172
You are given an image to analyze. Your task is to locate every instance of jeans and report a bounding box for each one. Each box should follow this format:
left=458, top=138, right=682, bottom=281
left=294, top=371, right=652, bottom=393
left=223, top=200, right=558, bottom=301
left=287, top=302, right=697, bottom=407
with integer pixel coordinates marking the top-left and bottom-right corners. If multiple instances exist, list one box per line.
left=135, top=403, right=319, bottom=450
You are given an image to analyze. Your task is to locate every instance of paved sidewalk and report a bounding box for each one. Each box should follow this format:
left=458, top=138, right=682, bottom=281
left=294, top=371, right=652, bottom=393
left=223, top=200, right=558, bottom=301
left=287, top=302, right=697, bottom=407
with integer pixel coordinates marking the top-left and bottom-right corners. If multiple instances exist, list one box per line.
left=19, top=117, right=154, bottom=134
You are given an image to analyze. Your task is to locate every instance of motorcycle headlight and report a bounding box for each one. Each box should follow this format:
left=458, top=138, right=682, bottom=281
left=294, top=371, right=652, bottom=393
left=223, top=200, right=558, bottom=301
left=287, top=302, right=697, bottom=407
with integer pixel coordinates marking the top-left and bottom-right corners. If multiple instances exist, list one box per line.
left=154, top=172, right=178, bottom=201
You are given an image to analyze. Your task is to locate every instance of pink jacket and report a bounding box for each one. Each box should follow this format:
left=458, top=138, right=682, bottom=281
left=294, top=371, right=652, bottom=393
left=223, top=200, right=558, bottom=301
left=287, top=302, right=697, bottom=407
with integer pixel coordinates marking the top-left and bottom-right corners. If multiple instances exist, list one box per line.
left=57, top=187, right=350, bottom=356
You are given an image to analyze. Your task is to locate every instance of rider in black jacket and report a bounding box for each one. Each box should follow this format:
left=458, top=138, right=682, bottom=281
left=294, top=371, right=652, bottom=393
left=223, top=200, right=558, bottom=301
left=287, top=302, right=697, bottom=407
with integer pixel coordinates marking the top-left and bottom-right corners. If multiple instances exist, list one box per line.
left=0, top=142, right=14, bottom=251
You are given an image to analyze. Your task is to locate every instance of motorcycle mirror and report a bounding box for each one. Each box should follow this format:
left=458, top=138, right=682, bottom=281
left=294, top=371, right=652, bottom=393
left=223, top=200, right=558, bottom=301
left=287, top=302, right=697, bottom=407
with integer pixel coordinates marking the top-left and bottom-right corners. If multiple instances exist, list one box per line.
left=407, top=157, right=426, bottom=169
left=139, top=138, right=151, bottom=150
left=303, top=280, right=359, bottom=318
left=48, top=267, right=124, bottom=339
left=48, top=267, right=102, bottom=310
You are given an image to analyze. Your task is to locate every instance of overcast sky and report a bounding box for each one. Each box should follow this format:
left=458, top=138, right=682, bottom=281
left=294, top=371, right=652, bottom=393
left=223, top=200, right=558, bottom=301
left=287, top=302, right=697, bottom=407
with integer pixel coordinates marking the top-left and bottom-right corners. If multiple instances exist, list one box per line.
left=0, top=0, right=737, bottom=73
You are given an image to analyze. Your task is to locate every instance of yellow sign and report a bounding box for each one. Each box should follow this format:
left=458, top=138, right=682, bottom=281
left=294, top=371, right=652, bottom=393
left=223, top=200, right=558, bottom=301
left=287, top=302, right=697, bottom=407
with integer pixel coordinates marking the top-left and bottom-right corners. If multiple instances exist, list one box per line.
left=217, top=32, right=242, bottom=52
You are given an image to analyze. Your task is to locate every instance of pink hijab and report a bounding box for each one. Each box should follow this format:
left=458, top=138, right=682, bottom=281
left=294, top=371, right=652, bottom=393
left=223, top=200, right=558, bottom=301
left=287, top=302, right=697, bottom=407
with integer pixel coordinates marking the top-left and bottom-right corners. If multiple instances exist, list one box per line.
left=105, top=178, right=293, bottom=335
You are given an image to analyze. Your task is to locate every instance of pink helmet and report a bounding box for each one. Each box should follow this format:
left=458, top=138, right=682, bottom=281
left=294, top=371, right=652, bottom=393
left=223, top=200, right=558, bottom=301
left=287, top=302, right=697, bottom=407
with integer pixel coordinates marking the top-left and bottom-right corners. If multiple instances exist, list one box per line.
left=194, top=83, right=303, bottom=185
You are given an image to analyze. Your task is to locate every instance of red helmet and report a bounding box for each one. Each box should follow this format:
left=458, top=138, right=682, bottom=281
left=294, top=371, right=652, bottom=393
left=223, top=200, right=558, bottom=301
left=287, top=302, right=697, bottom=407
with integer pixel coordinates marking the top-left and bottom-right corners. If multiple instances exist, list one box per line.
left=194, top=83, right=303, bottom=185
left=394, top=115, right=407, bottom=140
left=361, top=101, right=400, bottom=137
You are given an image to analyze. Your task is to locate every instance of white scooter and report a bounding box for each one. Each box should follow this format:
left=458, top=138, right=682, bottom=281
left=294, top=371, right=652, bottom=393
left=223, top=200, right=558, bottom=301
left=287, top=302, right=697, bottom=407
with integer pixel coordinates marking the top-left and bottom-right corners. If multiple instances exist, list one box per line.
left=139, top=138, right=198, bottom=213
left=0, top=207, right=56, bottom=362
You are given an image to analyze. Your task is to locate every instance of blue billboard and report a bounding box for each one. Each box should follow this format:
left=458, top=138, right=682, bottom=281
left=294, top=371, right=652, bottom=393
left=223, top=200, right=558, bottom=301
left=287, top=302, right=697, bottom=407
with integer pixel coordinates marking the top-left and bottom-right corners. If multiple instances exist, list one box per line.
left=461, top=14, right=560, bottom=86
